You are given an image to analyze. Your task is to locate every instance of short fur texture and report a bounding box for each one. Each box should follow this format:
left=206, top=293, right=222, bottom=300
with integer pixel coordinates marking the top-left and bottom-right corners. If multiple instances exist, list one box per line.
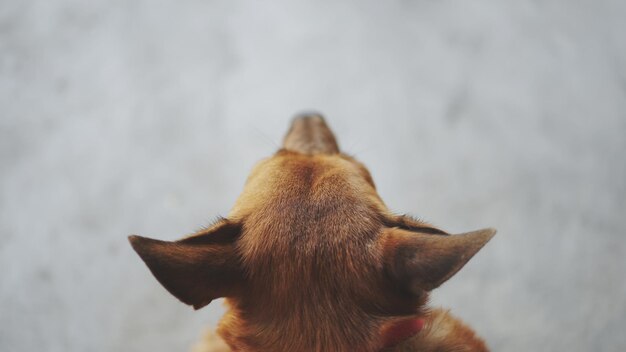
left=191, top=309, right=487, bottom=352
left=130, top=114, right=495, bottom=352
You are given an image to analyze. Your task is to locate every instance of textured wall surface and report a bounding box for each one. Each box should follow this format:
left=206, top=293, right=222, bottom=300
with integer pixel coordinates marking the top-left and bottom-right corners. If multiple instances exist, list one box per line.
left=1, top=1, right=625, bottom=351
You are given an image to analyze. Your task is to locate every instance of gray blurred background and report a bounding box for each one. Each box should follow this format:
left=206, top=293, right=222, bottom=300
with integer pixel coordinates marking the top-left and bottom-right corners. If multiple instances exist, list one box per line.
left=1, top=0, right=625, bottom=351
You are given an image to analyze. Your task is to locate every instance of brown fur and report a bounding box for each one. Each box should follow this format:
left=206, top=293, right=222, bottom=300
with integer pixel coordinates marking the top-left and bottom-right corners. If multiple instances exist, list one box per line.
left=129, top=113, right=495, bottom=351
left=192, top=308, right=487, bottom=352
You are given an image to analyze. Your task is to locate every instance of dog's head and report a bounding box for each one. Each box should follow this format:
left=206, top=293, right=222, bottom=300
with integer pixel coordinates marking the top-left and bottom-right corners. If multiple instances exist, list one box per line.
left=129, top=114, right=495, bottom=351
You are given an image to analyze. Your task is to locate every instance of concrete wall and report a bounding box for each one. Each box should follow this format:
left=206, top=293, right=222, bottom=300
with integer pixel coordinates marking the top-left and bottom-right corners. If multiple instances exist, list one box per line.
left=1, top=0, right=625, bottom=351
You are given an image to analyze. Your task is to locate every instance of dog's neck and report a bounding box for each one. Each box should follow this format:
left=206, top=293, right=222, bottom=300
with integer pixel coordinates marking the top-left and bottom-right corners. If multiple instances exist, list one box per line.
left=217, top=297, right=428, bottom=352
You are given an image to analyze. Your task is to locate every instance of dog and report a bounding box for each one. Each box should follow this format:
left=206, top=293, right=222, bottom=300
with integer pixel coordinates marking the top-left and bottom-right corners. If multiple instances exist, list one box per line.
left=129, top=114, right=495, bottom=351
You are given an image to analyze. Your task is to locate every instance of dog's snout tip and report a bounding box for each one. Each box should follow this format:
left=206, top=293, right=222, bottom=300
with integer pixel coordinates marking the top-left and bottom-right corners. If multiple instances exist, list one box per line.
left=292, top=111, right=326, bottom=123
left=288, top=111, right=329, bottom=133
left=283, top=111, right=339, bottom=154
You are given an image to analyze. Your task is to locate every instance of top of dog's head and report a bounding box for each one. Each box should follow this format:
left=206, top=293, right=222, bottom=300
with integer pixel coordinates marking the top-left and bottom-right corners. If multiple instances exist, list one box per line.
left=129, top=114, right=495, bottom=352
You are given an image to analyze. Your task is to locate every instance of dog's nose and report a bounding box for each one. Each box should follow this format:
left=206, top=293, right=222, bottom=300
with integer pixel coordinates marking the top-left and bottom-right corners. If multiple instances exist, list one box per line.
left=282, top=112, right=340, bottom=155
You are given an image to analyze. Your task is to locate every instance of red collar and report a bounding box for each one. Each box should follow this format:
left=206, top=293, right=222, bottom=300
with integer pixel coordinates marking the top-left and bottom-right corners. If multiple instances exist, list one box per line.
left=380, top=317, right=425, bottom=349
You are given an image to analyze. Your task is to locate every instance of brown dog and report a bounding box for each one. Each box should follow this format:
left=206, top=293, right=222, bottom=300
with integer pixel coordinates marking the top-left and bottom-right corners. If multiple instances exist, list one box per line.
left=129, top=114, right=495, bottom=352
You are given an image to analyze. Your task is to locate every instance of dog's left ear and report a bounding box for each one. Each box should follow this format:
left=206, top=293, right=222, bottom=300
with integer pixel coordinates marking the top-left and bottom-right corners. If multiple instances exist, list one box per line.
left=382, top=227, right=495, bottom=294
left=128, top=220, right=243, bottom=310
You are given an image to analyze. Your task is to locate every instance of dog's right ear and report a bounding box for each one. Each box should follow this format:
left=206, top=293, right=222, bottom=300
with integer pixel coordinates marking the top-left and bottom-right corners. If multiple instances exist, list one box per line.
left=382, top=227, right=495, bottom=294
left=128, top=220, right=243, bottom=310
